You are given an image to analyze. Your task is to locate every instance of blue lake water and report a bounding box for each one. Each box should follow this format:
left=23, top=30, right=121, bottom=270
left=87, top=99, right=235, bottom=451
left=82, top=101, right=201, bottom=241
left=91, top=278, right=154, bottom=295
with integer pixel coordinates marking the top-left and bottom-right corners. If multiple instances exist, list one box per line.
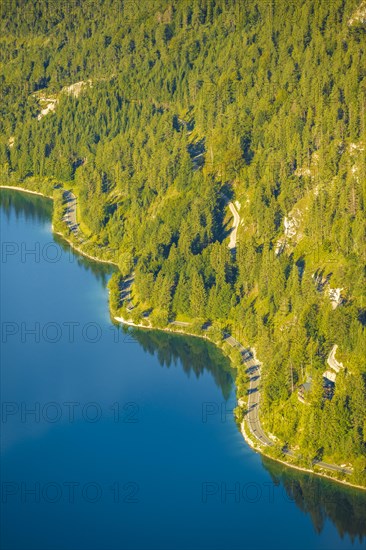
left=1, top=189, right=365, bottom=550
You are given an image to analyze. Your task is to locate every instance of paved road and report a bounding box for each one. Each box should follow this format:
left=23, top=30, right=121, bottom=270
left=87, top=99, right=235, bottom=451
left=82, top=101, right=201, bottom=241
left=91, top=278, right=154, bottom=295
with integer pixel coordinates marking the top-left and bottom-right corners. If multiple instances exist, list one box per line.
left=220, top=193, right=240, bottom=249
left=245, top=361, right=274, bottom=447
left=63, top=191, right=79, bottom=235
left=227, top=201, right=240, bottom=249
left=116, top=264, right=351, bottom=475
left=121, top=274, right=135, bottom=311
left=312, top=459, right=352, bottom=474
left=222, top=334, right=274, bottom=446
left=327, top=344, right=343, bottom=372
left=222, top=334, right=352, bottom=475
left=116, top=294, right=352, bottom=476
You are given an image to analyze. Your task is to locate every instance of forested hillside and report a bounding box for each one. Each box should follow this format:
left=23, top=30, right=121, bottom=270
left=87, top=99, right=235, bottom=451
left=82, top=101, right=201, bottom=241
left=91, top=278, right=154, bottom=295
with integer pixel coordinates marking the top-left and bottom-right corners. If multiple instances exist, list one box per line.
left=1, top=0, right=365, bottom=477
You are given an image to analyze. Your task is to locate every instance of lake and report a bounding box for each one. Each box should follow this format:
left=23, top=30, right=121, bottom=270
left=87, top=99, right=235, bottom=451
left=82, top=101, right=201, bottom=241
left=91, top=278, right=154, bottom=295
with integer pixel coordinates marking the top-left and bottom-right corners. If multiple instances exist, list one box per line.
left=1, top=189, right=365, bottom=550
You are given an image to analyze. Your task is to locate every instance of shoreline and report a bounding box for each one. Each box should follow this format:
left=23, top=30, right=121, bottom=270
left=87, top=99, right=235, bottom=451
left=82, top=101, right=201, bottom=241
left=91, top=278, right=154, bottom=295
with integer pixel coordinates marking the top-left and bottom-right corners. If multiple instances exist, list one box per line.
left=115, top=314, right=365, bottom=491
left=0, top=185, right=118, bottom=267
left=2, top=184, right=365, bottom=492
left=114, top=315, right=212, bottom=341
left=53, top=229, right=119, bottom=266
left=0, top=184, right=54, bottom=199
left=239, top=421, right=366, bottom=492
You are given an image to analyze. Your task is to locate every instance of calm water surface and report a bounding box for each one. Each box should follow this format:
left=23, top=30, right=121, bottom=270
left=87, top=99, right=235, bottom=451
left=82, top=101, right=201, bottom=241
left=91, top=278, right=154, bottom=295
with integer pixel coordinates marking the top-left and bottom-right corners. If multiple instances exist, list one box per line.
left=1, top=190, right=365, bottom=550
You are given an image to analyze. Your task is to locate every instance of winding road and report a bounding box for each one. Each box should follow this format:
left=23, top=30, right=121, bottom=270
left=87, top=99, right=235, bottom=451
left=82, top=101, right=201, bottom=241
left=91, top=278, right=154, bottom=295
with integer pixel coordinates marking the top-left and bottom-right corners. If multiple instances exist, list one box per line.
left=63, top=190, right=79, bottom=235
left=227, top=201, right=240, bottom=249
left=116, top=284, right=353, bottom=479
left=220, top=193, right=240, bottom=250
left=189, top=142, right=240, bottom=250
left=223, top=335, right=274, bottom=446
left=220, top=334, right=353, bottom=476
left=4, top=184, right=354, bottom=480
left=327, top=344, right=344, bottom=373
left=121, top=274, right=135, bottom=311
left=77, top=172, right=351, bottom=480
left=246, top=367, right=352, bottom=473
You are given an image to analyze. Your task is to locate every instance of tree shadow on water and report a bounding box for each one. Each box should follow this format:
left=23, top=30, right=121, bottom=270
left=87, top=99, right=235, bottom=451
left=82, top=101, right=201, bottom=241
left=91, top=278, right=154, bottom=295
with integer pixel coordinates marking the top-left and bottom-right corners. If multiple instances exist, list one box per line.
left=262, top=456, right=366, bottom=542
left=124, top=327, right=235, bottom=401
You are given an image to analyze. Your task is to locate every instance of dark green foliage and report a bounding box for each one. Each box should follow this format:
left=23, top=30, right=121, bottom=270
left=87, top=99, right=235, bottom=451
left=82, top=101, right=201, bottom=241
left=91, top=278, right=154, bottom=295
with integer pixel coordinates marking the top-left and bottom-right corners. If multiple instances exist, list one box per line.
left=1, top=0, right=365, bottom=466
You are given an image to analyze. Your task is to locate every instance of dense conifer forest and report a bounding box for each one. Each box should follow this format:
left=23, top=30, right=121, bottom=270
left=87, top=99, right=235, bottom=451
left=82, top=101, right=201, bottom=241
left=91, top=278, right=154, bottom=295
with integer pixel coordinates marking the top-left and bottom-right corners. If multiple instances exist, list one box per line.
left=1, top=0, right=365, bottom=480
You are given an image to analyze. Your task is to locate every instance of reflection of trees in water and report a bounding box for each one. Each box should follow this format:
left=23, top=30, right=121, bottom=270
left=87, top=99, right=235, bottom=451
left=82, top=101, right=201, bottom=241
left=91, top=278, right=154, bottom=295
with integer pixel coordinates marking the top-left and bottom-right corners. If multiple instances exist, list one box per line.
left=0, top=189, right=52, bottom=223
left=1, top=189, right=115, bottom=285
left=53, top=234, right=115, bottom=285
left=262, top=456, right=366, bottom=543
left=6, top=188, right=232, bottom=394
left=125, top=327, right=234, bottom=400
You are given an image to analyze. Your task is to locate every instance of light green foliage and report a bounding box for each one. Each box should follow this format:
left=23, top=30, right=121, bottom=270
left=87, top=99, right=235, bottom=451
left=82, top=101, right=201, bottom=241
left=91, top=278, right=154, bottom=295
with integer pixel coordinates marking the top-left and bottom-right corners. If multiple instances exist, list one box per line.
left=1, top=0, right=365, bottom=466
